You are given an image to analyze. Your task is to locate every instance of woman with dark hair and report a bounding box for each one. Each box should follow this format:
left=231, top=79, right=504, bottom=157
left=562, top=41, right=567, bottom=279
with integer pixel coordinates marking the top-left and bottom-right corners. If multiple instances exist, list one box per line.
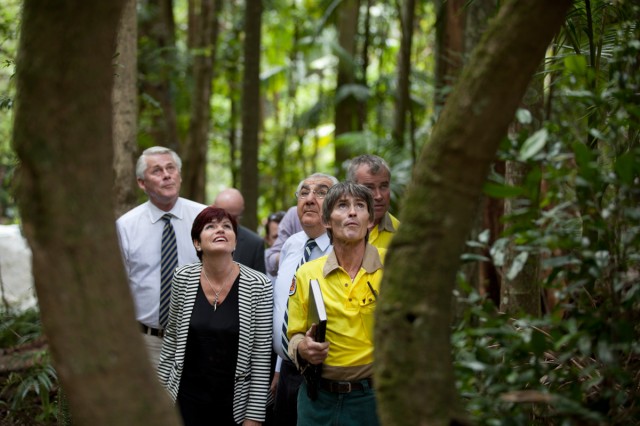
left=158, top=207, right=273, bottom=426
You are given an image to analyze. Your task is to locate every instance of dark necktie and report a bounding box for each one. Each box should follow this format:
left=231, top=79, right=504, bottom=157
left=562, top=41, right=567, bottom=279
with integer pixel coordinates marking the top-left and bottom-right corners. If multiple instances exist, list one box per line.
left=282, top=239, right=317, bottom=358
left=297, top=239, right=317, bottom=271
left=160, top=214, right=177, bottom=328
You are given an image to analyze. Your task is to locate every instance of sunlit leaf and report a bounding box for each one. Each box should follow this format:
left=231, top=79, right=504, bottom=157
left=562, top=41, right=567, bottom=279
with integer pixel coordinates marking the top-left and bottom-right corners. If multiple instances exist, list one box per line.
left=518, top=128, right=548, bottom=161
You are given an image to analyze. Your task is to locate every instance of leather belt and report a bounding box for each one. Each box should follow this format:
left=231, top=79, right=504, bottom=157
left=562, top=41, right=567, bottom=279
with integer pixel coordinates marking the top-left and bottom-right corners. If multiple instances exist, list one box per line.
left=140, top=323, right=164, bottom=338
left=319, top=378, right=373, bottom=394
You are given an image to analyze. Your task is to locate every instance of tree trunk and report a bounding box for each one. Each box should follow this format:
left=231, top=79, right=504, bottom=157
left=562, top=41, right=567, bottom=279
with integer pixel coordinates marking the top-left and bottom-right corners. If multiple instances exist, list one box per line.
left=464, top=0, right=502, bottom=305
left=12, top=1, right=180, bottom=425
left=392, top=0, right=416, bottom=149
left=334, top=0, right=361, bottom=177
left=239, top=0, right=263, bottom=231
left=138, top=0, right=180, bottom=151
left=113, top=0, right=139, bottom=218
left=500, top=69, right=545, bottom=317
left=375, top=1, right=571, bottom=424
left=434, top=0, right=466, bottom=107
left=182, top=0, right=220, bottom=203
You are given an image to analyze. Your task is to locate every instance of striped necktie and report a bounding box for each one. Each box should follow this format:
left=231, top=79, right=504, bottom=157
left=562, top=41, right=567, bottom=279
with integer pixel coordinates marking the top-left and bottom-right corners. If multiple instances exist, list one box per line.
left=282, top=238, right=317, bottom=359
left=159, top=214, right=177, bottom=328
left=297, top=239, right=317, bottom=270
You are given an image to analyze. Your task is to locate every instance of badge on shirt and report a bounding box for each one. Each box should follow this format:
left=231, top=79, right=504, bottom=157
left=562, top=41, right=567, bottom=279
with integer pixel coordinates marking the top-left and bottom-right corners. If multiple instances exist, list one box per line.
left=289, top=276, right=297, bottom=296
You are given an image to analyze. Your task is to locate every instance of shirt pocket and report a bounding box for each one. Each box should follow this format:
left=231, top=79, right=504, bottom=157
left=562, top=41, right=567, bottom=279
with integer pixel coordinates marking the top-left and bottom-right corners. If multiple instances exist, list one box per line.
left=359, top=283, right=378, bottom=342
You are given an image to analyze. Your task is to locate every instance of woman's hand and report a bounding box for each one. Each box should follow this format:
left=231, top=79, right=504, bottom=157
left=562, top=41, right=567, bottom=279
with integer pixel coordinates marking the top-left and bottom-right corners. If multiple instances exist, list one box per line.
left=242, top=420, right=261, bottom=426
left=270, top=372, right=279, bottom=395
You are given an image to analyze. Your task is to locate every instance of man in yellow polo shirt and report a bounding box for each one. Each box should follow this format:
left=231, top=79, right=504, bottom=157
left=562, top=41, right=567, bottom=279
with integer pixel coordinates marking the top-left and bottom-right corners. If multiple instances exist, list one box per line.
left=347, top=154, right=400, bottom=249
left=286, top=182, right=384, bottom=426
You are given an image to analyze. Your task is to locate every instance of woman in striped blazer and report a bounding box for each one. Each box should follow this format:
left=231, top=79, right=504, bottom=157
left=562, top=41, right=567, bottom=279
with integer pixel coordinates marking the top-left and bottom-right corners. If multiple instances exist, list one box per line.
left=158, top=207, right=273, bottom=425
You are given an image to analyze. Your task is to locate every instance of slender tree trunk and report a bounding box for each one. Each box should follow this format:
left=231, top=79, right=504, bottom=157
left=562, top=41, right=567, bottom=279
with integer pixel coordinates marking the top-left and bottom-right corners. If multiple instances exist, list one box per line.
left=239, top=0, right=263, bottom=231
left=182, top=0, right=220, bottom=203
left=392, top=0, right=416, bottom=149
left=434, top=0, right=466, bottom=107
left=334, top=0, right=361, bottom=177
left=375, top=1, right=572, bottom=424
left=113, top=0, right=139, bottom=218
left=464, top=0, right=502, bottom=305
left=500, top=69, right=545, bottom=317
left=12, top=1, right=180, bottom=424
left=138, top=0, right=180, bottom=151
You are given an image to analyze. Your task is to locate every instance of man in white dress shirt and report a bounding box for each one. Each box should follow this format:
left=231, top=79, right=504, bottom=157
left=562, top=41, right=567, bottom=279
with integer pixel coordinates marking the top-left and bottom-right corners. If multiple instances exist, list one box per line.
left=116, top=146, right=206, bottom=367
left=272, top=172, right=338, bottom=426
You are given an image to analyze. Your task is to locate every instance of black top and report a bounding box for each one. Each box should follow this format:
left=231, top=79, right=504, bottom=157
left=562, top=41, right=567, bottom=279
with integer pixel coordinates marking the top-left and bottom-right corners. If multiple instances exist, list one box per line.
left=177, top=275, right=240, bottom=425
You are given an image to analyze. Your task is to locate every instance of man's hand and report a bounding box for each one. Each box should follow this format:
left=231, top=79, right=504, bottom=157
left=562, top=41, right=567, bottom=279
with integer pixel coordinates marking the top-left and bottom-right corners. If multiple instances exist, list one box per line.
left=270, top=372, right=279, bottom=395
left=298, top=324, right=329, bottom=365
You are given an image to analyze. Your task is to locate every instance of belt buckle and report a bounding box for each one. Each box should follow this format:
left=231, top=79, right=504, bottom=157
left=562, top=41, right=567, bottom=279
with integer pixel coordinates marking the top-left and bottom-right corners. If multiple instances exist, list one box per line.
left=335, top=381, right=352, bottom=393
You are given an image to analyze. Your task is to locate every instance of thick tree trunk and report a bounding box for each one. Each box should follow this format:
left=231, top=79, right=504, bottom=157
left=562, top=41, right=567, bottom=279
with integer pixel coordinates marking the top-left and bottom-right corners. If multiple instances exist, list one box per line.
left=12, top=1, right=180, bottom=425
left=239, top=0, right=263, bottom=231
left=375, top=1, right=572, bottom=425
left=113, top=0, right=139, bottom=218
left=182, top=0, right=220, bottom=203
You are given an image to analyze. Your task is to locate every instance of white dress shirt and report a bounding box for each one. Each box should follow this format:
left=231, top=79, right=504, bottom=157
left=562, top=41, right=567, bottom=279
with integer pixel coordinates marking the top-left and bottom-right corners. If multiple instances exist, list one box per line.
left=272, top=230, right=332, bottom=366
left=116, top=197, right=206, bottom=328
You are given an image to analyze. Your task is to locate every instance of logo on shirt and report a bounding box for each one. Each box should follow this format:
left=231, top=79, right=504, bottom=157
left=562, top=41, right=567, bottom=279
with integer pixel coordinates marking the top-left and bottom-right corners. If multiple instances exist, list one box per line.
left=289, top=276, right=297, bottom=296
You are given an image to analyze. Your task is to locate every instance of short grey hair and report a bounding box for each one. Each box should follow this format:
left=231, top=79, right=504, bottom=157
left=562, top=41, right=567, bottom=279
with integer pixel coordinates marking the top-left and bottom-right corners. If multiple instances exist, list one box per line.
left=322, top=182, right=374, bottom=242
left=346, top=154, right=391, bottom=182
left=295, top=173, right=339, bottom=194
left=135, top=146, right=182, bottom=179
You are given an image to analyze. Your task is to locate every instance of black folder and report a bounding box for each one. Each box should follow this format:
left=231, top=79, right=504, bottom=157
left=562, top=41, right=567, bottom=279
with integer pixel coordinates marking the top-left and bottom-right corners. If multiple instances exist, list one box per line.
left=304, top=279, right=326, bottom=400
left=308, top=279, right=327, bottom=342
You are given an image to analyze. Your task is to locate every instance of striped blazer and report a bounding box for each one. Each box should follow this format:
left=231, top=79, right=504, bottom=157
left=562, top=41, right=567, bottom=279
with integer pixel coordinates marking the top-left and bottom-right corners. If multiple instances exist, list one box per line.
left=157, top=262, right=273, bottom=424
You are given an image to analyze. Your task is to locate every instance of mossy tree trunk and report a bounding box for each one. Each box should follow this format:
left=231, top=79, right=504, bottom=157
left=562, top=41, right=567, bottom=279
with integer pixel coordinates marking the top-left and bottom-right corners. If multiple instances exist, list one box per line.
left=12, top=1, right=180, bottom=424
left=374, top=1, right=572, bottom=425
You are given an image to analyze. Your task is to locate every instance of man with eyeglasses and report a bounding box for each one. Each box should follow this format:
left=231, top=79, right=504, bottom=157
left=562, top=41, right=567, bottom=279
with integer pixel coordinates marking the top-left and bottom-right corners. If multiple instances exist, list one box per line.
left=347, top=154, right=400, bottom=249
left=272, top=172, right=338, bottom=426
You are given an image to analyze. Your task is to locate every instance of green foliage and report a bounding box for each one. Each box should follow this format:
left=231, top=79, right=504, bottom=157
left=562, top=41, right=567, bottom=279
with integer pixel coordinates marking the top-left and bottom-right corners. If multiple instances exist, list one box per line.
left=1, top=359, right=58, bottom=423
left=1, top=308, right=59, bottom=424
left=0, top=308, right=41, bottom=348
left=457, top=3, right=640, bottom=424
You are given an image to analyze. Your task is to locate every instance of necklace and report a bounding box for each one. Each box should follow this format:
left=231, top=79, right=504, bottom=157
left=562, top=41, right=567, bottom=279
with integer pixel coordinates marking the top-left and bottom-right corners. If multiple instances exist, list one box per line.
left=202, top=265, right=234, bottom=311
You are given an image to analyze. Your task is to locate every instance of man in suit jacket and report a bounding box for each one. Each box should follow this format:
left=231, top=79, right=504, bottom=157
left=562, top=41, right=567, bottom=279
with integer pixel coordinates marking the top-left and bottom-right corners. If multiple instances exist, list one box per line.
left=214, top=188, right=266, bottom=273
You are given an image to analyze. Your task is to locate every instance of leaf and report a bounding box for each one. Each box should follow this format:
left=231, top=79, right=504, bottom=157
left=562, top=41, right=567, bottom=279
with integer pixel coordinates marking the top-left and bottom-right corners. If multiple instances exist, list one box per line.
left=483, top=182, right=525, bottom=198
left=506, top=252, right=529, bottom=280
left=614, top=152, right=636, bottom=185
left=490, top=238, right=509, bottom=267
left=515, top=108, right=532, bottom=124
left=518, top=128, right=548, bottom=161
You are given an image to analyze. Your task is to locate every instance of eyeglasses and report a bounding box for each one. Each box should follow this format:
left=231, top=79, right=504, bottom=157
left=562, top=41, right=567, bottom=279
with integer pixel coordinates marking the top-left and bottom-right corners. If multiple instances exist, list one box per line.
left=296, top=188, right=329, bottom=199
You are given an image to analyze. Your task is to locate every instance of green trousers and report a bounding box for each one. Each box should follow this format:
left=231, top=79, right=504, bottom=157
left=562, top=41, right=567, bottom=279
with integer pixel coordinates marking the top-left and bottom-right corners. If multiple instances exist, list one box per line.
left=296, top=380, right=380, bottom=426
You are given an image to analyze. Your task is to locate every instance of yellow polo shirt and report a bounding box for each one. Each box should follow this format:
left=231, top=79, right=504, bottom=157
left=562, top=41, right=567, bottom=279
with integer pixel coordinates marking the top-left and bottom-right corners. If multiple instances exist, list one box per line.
left=368, top=212, right=400, bottom=250
left=287, top=244, right=385, bottom=380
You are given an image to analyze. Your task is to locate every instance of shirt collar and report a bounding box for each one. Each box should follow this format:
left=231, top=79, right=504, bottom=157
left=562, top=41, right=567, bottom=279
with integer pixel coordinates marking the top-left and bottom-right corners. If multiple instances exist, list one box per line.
left=148, top=198, right=184, bottom=224
left=322, top=243, right=383, bottom=277
left=312, top=232, right=331, bottom=252
left=377, top=211, right=397, bottom=233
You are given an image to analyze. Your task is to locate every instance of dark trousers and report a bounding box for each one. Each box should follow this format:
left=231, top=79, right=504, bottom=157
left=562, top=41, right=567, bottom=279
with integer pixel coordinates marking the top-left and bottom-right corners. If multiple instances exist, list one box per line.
left=274, top=360, right=304, bottom=426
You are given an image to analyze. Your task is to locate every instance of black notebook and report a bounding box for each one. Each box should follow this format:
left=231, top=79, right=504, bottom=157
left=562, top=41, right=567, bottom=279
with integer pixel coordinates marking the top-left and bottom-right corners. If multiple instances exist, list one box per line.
left=308, top=279, right=327, bottom=343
